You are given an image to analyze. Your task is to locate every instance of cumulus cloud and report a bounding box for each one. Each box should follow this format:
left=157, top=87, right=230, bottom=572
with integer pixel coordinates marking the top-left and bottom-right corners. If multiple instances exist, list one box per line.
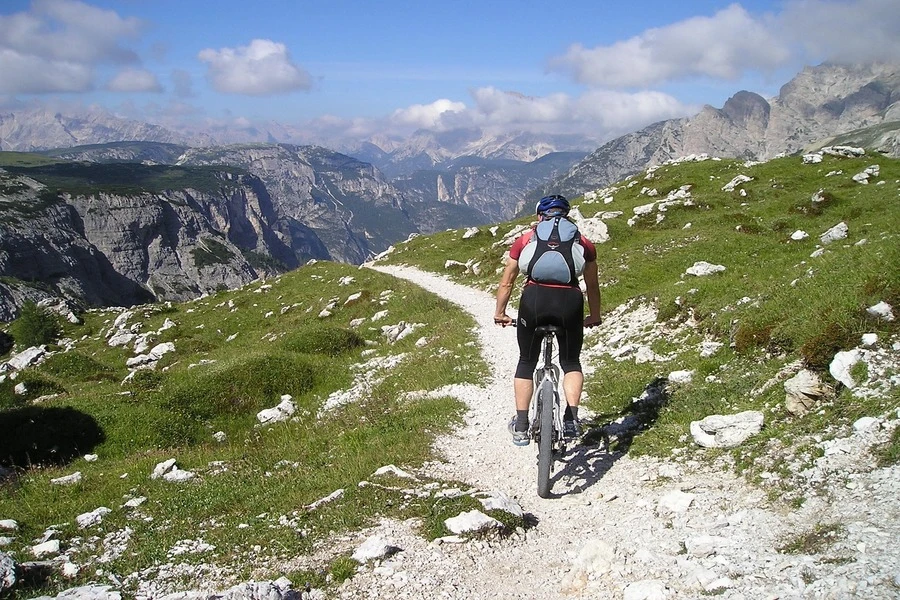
left=297, top=87, right=694, bottom=145
left=0, top=0, right=144, bottom=93
left=106, top=68, right=162, bottom=93
left=549, top=4, right=789, bottom=88
left=198, top=39, right=312, bottom=95
left=390, top=99, right=466, bottom=129
left=452, top=87, right=692, bottom=137
left=780, top=0, right=900, bottom=63
left=0, top=48, right=93, bottom=94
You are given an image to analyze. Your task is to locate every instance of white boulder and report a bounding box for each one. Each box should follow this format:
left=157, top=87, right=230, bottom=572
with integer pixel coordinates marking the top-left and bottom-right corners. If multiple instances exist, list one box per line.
left=829, top=349, right=862, bottom=389
left=820, top=222, right=848, bottom=244
left=444, top=510, right=502, bottom=534
left=690, top=411, right=764, bottom=448
left=685, top=261, right=726, bottom=276
left=866, top=301, right=895, bottom=321
left=256, top=395, right=297, bottom=425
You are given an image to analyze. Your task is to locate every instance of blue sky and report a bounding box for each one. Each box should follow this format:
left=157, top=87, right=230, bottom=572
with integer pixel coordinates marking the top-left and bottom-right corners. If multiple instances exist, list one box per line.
left=2, top=0, right=899, bottom=146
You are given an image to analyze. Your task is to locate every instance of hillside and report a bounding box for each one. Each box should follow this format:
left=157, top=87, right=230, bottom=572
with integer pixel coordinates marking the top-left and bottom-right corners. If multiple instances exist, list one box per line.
left=1, top=149, right=898, bottom=599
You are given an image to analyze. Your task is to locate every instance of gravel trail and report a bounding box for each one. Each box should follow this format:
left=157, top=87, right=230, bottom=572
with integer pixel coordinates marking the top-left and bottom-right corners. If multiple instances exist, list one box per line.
left=332, top=264, right=900, bottom=600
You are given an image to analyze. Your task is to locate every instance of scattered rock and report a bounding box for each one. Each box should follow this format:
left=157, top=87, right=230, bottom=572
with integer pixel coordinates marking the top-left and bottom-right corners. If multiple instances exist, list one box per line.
left=690, top=411, right=764, bottom=448
left=685, top=261, right=726, bottom=276
left=151, top=459, right=178, bottom=480
left=0, top=552, right=14, bottom=591
left=352, top=535, right=398, bottom=563
left=32, top=539, right=60, bottom=558
left=866, top=301, right=895, bottom=321
left=784, top=369, right=833, bottom=416
left=623, top=579, right=668, bottom=600
left=656, top=490, right=695, bottom=516
left=256, top=395, right=296, bottom=425
left=51, top=472, right=83, bottom=486
left=76, top=507, right=111, bottom=529
left=829, top=349, right=862, bottom=388
left=820, top=221, right=848, bottom=244
left=444, top=510, right=501, bottom=534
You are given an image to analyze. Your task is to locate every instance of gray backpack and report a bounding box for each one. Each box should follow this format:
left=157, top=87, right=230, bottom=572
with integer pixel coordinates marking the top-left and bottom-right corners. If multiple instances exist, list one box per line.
left=518, top=216, right=585, bottom=286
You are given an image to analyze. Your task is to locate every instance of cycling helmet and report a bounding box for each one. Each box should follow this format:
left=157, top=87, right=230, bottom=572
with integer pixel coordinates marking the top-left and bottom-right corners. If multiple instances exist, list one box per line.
left=535, top=194, right=570, bottom=217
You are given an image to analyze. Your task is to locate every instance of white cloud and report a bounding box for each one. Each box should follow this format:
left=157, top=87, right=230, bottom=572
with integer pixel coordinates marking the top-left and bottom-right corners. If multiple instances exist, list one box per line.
left=0, top=0, right=143, bottom=94
left=296, top=87, right=694, bottom=145
left=450, top=87, right=692, bottom=137
left=780, top=0, right=900, bottom=63
left=106, top=68, right=162, bottom=93
left=0, top=49, right=93, bottom=94
left=198, top=39, right=312, bottom=95
left=390, top=99, right=466, bottom=129
left=549, top=4, right=790, bottom=87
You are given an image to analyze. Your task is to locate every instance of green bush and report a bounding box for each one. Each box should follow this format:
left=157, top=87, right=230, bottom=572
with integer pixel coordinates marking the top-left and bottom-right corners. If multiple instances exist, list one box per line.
left=39, top=352, right=116, bottom=382
left=281, top=325, right=365, bottom=356
left=162, top=352, right=317, bottom=419
left=9, top=301, right=61, bottom=348
left=800, top=321, right=856, bottom=371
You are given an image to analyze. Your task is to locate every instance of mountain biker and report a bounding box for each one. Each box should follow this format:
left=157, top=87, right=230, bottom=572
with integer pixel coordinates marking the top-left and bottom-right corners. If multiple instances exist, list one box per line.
left=493, top=194, right=602, bottom=446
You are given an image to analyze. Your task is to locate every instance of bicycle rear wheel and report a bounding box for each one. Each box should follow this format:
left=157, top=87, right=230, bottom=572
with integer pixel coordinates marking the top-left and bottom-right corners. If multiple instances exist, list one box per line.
left=536, top=376, right=555, bottom=498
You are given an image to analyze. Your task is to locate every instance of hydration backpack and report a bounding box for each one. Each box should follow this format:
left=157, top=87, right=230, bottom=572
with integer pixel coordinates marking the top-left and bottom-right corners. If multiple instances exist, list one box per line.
left=518, top=216, right=585, bottom=286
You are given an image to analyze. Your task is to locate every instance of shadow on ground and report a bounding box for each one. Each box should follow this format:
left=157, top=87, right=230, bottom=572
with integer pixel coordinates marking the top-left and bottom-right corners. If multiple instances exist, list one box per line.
left=549, top=377, right=670, bottom=497
left=0, top=405, right=105, bottom=468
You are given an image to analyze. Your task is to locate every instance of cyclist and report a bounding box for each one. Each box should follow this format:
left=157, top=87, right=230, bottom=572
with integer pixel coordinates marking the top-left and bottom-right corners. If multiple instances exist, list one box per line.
left=493, top=194, right=602, bottom=446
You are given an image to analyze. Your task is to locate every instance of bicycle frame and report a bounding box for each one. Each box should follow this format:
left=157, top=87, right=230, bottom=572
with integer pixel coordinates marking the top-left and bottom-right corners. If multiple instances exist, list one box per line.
left=530, top=325, right=566, bottom=497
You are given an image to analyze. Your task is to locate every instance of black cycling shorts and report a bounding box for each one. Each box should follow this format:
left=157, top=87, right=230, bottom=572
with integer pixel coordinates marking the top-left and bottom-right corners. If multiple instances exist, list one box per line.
left=515, top=283, right=584, bottom=379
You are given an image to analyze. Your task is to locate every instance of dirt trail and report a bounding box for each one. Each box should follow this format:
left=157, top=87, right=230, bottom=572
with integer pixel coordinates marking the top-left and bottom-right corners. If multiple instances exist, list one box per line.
left=331, top=264, right=900, bottom=600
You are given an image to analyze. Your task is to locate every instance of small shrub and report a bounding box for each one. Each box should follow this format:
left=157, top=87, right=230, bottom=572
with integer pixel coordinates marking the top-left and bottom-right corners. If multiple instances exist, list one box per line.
left=734, top=322, right=774, bottom=354
left=162, top=352, right=317, bottom=419
left=39, top=352, right=116, bottom=382
left=876, top=427, right=900, bottom=467
left=126, top=370, right=164, bottom=397
left=9, top=301, right=61, bottom=347
left=800, top=322, right=856, bottom=371
left=777, top=523, right=843, bottom=555
left=281, top=326, right=365, bottom=356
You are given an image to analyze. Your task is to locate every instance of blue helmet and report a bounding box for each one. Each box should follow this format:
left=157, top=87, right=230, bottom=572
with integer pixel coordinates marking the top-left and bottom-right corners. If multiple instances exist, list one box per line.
left=535, top=194, right=569, bottom=216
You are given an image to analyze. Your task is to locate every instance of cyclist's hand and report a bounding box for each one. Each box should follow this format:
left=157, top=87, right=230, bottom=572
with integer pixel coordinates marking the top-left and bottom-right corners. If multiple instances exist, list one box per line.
left=494, top=314, right=514, bottom=327
left=584, top=315, right=601, bottom=328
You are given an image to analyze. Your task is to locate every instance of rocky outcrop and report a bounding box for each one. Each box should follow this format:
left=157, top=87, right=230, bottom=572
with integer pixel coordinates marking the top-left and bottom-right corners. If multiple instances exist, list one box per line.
left=0, top=168, right=307, bottom=318
left=545, top=62, right=900, bottom=198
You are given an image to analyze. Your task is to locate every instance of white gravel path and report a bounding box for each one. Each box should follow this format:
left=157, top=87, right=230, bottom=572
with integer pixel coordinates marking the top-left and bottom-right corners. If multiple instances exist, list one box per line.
left=333, top=264, right=900, bottom=600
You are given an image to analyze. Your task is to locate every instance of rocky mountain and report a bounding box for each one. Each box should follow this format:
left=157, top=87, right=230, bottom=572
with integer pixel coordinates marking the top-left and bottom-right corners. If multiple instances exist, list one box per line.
left=541, top=62, right=900, bottom=199
left=0, top=164, right=284, bottom=320
left=392, top=152, right=587, bottom=223
left=0, top=107, right=214, bottom=151
left=348, top=129, right=598, bottom=178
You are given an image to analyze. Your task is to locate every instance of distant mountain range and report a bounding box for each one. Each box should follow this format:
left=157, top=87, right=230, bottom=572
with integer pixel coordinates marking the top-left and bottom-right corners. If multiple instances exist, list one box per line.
left=2, top=61, right=899, bottom=318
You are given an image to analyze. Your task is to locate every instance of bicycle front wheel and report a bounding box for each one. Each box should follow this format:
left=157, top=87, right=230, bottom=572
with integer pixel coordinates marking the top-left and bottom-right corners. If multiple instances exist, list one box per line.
left=536, top=376, right=555, bottom=498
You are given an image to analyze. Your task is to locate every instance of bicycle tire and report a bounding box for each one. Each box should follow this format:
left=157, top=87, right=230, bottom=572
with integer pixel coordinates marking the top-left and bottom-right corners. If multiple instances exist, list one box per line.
left=536, top=375, right=555, bottom=498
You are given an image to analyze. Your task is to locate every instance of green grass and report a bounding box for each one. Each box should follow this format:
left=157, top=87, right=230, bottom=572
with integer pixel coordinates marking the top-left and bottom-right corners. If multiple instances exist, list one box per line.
left=0, top=261, right=489, bottom=598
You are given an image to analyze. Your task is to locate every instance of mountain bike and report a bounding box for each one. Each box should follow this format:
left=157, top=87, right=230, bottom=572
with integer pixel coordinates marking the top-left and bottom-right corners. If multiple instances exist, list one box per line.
left=529, top=324, right=567, bottom=498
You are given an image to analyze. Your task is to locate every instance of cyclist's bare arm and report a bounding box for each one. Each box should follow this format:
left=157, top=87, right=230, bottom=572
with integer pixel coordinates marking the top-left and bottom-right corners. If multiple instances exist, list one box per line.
left=583, top=260, right=602, bottom=327
left=494, top=256, right=518, bottom=326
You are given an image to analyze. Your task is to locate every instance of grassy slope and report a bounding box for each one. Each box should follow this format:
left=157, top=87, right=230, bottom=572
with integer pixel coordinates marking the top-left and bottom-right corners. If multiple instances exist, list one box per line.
left=1, top=151, right=898, bottom=595
left=0, top=261, right=488, bottom=597
left=378, top=152, right=900, bottom=496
